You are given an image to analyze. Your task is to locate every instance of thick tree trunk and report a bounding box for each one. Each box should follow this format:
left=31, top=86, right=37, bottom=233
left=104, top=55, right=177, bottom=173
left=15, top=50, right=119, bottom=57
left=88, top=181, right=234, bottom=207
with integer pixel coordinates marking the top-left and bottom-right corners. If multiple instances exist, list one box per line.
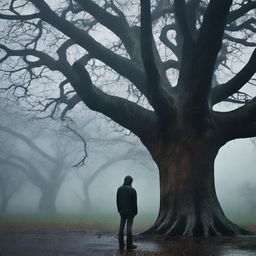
left=38, top=188, right=58, bottom=213
left=143, top=135, right=251, bottom=237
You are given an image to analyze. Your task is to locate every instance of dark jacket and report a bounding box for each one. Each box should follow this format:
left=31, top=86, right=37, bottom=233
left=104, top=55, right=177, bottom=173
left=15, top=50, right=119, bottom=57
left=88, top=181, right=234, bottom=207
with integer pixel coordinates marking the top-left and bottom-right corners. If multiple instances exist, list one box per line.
left=116, top=180, right=138, bottom=216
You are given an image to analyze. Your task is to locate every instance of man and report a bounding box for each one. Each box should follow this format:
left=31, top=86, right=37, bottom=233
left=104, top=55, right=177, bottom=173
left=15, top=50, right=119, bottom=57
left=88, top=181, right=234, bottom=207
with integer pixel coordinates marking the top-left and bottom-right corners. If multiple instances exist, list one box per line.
left=116, top=175, right=138, bottom=249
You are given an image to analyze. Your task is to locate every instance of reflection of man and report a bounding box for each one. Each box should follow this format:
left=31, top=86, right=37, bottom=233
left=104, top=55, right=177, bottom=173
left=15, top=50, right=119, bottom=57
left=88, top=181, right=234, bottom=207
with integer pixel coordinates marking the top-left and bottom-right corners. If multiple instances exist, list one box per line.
left=116, top=175, right=138, bottom=249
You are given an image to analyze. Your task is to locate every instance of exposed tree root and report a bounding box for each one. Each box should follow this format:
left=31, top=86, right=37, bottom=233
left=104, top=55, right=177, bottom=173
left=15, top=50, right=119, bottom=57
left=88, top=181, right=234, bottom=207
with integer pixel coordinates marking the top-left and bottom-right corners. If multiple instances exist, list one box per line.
left=140, top=210, right=253, bottom=237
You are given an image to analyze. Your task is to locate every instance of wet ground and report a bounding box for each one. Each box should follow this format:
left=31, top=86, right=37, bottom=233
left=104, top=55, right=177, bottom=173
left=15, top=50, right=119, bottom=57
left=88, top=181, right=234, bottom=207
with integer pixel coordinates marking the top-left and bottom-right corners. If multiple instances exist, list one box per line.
left=0, top=230, right=256, bottom=256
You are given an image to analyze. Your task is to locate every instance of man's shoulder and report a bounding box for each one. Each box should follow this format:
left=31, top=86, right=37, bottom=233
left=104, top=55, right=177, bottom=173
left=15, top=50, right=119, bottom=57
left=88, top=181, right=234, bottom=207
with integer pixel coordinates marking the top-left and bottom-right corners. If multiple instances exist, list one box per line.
left=131, top=187, right=137, bottom=194
left=117, top=186, right=123, bottom=191
left=117, top=185, right=126, bottom=191
left=126, top=186, right=137, bottom=193
left=117, top=185, right=136, bottom=192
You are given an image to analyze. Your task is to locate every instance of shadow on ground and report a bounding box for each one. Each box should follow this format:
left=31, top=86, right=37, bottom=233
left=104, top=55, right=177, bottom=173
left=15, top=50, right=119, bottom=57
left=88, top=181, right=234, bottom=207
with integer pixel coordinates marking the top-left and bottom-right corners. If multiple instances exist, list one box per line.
left=0, top=230, right=256, bottom=256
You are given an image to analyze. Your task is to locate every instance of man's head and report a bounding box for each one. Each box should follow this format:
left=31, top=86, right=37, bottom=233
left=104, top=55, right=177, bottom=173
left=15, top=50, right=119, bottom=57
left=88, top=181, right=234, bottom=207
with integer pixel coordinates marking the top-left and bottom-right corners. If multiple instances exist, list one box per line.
left=123, top=175, right=133, bottom=185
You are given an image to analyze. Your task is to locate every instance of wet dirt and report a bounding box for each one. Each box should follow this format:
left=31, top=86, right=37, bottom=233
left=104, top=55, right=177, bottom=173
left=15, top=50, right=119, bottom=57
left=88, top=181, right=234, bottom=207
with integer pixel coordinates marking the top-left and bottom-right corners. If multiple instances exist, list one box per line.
left=0, top=230, right=256, bottom=256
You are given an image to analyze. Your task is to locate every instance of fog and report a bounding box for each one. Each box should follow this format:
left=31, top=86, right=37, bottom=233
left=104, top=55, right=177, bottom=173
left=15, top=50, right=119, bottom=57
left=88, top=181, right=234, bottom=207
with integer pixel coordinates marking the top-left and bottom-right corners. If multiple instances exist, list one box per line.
left=1, top=105, right=255, bottom=226
left=0, top=83, right=255, bottom=228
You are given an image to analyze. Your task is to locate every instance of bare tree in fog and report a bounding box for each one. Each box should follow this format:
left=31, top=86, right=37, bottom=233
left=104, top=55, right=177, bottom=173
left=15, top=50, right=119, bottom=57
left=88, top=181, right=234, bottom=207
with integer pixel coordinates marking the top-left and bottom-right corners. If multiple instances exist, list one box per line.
left=0, top=0, right=255, bottom=236
left=0, top=124, right=85, bottom=213
left=0, top=168, right=24, bottom=212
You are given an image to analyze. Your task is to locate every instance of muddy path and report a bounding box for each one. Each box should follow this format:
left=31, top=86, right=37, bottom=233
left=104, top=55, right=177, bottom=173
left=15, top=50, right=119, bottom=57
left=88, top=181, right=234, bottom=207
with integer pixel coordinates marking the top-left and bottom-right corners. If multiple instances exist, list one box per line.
left=0, top=230, right=256, bottom=256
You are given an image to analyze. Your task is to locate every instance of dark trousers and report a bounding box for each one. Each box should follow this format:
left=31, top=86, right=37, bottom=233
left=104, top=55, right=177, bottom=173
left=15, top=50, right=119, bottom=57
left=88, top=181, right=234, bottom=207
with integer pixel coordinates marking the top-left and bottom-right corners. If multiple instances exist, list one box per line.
left=118, top=215, right=134, bottom=246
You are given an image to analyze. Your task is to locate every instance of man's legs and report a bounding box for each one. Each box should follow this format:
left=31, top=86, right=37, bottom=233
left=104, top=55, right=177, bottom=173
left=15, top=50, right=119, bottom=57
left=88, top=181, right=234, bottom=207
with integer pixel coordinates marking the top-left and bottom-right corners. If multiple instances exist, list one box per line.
left=118, top=215, right=126, bottom=246
left=126, top=216, right=136, bottom=249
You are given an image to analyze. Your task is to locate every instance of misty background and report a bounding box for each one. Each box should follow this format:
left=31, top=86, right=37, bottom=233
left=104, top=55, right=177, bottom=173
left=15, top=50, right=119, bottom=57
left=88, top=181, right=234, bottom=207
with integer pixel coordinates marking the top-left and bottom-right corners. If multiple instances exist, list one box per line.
left=0, top=100, right=255, bottom=227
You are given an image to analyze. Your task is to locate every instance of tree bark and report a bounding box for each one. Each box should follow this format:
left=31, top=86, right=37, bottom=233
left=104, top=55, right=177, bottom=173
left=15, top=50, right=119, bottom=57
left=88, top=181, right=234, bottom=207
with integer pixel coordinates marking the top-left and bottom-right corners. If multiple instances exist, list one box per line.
left=143, top=133, right=251, bottom=236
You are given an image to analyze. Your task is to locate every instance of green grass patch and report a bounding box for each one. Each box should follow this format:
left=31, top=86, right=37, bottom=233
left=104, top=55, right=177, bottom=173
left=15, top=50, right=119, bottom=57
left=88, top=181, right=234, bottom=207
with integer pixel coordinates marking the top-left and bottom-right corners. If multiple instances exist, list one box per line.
left=228, top=213, right=256, bottom=225
left=0, top=212, right=156, bottom=232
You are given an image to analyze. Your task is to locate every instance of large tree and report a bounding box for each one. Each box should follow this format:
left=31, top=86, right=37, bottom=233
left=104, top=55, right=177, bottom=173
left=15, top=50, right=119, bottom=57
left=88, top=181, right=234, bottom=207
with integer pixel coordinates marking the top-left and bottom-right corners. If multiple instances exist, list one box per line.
left=0, top=0, right=255, bottom=236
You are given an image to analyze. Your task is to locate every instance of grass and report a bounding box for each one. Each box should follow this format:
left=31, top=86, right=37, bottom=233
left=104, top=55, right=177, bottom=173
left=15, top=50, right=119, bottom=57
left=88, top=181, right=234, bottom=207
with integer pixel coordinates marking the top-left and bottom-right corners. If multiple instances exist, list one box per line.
left=0, top=212, right=255, bottom=232
left=228, top=213, right=256, bottom=226
left=0, top=212, right=156, bottom=232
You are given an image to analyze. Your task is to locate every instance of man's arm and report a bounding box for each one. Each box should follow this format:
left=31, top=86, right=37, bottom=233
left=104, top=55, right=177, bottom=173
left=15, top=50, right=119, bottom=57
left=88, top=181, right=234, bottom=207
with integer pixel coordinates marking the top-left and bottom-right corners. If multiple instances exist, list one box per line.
left=116, top=188, right=120, bottom=213
left=133, top=189, right=138, bottom=216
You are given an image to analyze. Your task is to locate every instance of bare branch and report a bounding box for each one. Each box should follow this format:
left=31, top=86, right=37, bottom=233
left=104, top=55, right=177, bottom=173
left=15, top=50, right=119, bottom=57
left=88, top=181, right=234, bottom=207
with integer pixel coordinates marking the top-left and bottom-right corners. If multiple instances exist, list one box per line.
left=215, top=98, right=256, bottom=143
left=0, top=125, right=56, bottom=163
left=0, top=156, right=47, bottom=190
left=224, top=33, right=256, bottom=47
left=163, top=60, right=180, bottom=71
left=227, top=1, right=256, bottom=24
left=186, top=0, right=201, bottom=36
left=226, top=18, right=256, bottom=33
left=140, top=0, right=175, bottom=120
left=0, top=13, right=40, bottom=20
left=57, top=39, right=75, bottom=62
left=30, top=0, right=147, bottom=95
left=71, top=62, right=156, bottom=140
left=159, top=24, right=178, bottom=57
left=66, top=125, right=88, bottom=168
left=196, top=0, right=232, bottom=73
left=151, top=0, right=174, bottom=22
left=0, top=44, right=59, bottom=70
left=173, top=0, right=194, bottom=43
left=179, top=0, right=233, bottom=100
left=211, top=48, right=256, bottom=105
left=74, top=0, right=129, bottom=38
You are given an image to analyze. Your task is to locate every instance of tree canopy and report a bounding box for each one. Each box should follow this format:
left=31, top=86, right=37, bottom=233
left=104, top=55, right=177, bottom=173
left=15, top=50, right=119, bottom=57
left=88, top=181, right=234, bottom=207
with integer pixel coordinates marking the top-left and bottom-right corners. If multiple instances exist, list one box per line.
left=0, top=0, right=254, bottom=139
